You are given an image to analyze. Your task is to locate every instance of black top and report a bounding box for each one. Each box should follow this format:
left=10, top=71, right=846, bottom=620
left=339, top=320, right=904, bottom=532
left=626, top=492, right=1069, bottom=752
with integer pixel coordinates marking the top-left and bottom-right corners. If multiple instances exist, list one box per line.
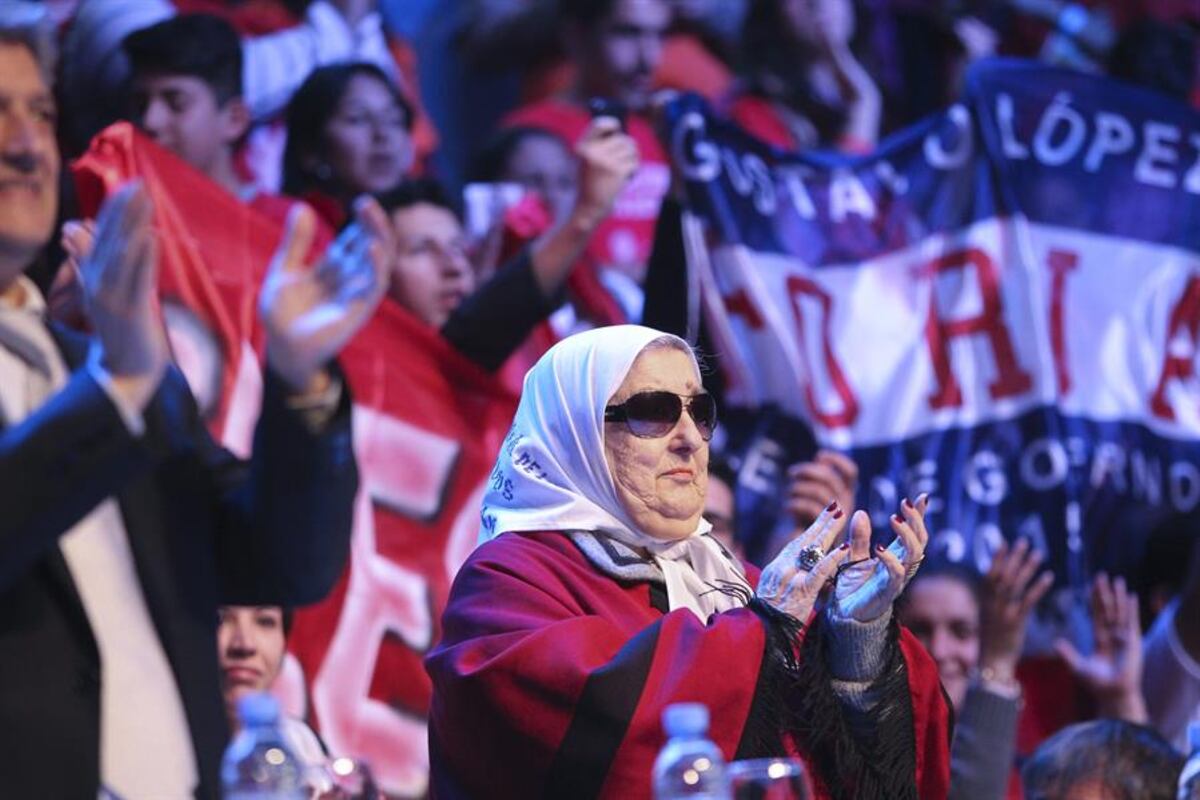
left=441, top=248, right=564, bottom=372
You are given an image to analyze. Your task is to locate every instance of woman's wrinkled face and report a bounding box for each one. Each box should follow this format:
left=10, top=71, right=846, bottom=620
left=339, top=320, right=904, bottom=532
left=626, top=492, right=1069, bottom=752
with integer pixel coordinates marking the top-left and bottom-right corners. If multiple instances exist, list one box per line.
left=897, top=577, right=980, bottom=711
left=603, top=345, right=708, bottom=540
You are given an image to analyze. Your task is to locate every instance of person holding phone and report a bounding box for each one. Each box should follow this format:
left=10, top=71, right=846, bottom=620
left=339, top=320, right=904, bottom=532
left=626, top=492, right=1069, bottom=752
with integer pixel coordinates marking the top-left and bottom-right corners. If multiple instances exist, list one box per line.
left=375, top=117, right=638, bottom=374
left=503, top=0, right=675, bottom=297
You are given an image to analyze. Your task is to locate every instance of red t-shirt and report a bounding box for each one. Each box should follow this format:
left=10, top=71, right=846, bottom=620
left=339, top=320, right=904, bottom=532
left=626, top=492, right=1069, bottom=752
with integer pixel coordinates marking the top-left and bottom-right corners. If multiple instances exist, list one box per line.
left=503, top=100, right=671, bottom=283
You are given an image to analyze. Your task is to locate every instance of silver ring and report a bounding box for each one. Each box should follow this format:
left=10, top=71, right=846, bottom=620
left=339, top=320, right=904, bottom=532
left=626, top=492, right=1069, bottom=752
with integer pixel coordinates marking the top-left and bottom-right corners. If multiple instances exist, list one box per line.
left=797, top=544, right=825, bottom=572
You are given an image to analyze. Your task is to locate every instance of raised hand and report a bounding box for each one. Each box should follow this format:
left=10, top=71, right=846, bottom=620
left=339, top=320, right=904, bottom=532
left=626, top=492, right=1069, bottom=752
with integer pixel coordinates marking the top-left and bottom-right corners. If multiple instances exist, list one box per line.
left=756, top=501, right=852, bottom=622
left=260, top=197, right=391, bottom=394
left=1055, top=573, right=1148, bottom=723
left=48, top=217, right=95, bottom=326
left=78, top=182, right=169, bottom=410
left=978, top=539, right=1054, bottom=683
left=832, top=495, right=930, bottom=622
left=572, top=117, right=639, bottom=228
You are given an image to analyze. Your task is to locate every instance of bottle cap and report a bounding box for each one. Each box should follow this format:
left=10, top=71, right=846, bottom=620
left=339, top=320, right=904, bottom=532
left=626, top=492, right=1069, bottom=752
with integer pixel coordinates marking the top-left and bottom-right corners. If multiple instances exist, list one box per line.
left=662, top=703, right=709, bottom=738
left=237, top=692, right=281, bottom=727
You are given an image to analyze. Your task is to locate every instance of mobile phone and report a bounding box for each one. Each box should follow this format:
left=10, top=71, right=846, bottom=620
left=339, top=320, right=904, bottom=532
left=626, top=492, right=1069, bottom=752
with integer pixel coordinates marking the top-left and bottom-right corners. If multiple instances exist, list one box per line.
left=587, top=96, right=627, bottom=130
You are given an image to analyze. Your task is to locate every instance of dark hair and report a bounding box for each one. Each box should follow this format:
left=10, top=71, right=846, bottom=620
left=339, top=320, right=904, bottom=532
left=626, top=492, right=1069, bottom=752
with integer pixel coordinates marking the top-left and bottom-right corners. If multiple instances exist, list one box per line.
left=375, top=177, right=461, bottom=221
left=1021, top=719, right=1184, bottom=800
left=556, top=0, right=619, bottom=26
left=898, top=559, right=983, bottom=613
left=470, top=125, right=571, bottom=184
left=282, top=62, right=414, bottom=197
left=738, top=0, right=849, bottom=144
left=123, top=14, right=243, bottom=104
left=707, top=450, right=737, bottom=492
left=1107, top=19, right=1197, bottom=103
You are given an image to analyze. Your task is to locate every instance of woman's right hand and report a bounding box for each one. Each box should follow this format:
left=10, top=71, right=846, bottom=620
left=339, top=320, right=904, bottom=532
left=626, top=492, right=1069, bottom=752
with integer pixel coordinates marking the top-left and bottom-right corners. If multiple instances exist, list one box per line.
left=756, top=502, right=852, bottom=621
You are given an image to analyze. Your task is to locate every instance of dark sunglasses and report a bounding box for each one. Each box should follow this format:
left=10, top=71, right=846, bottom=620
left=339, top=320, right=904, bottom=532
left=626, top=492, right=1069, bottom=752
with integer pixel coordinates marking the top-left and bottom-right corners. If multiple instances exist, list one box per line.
left=604, top=391, right=717, bottom=441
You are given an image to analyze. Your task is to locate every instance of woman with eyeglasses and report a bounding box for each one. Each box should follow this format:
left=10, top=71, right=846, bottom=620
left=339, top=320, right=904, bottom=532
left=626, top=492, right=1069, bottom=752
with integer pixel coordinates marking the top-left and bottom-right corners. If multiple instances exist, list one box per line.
left=425, top=325, right=952, bottom=800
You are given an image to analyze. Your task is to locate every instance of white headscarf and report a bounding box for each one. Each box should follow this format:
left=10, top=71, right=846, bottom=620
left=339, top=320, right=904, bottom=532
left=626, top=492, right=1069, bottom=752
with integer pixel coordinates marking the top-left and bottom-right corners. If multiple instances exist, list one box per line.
left=479, top=325, right=749, bottom=621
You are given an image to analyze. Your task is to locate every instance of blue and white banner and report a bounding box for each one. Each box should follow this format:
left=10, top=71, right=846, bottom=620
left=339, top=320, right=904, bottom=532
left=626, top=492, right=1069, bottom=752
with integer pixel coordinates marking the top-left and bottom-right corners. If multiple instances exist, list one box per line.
left=665, top=59, right=1200, bottom=581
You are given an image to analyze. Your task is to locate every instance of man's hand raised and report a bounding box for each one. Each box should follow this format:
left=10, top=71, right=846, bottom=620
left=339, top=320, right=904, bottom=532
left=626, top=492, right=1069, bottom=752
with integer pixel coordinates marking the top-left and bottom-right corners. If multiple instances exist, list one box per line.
left=260, top=197, right=392, bottom=395
left=79, top=182, right=169, bottom=412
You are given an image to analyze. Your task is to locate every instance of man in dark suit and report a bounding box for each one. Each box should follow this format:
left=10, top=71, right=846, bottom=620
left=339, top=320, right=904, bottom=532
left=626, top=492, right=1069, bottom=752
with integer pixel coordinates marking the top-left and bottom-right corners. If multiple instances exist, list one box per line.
left=0, top=6, right=392, bottom=796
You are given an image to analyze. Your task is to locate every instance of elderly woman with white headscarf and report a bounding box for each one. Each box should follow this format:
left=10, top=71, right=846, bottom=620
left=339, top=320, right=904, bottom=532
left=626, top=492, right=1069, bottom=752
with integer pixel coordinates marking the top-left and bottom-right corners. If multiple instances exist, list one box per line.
left=426, top=326, right=952, bottom=800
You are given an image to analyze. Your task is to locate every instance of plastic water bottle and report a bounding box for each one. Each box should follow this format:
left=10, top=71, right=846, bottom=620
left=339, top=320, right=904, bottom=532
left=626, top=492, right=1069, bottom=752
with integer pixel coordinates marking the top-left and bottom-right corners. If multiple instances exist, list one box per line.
left=221, top=693, right=307, bottom=800
left=1178, top=722, right=1200, bottom=799
left=652, top=703, right=730, bottom=799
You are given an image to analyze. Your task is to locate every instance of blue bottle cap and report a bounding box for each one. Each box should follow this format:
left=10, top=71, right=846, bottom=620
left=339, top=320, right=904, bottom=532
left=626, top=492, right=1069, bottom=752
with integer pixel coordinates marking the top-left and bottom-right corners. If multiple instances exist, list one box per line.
left=237, top=692, right=281, bottom=727
left=663, top=703, right=710, bottom=737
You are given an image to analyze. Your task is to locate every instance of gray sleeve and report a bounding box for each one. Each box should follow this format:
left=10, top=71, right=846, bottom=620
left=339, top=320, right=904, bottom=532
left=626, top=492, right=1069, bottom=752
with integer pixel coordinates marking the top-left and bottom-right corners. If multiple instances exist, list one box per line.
left=948, top=685, right=1021, bottom=800
left=824, top=610, right=893, bottom=733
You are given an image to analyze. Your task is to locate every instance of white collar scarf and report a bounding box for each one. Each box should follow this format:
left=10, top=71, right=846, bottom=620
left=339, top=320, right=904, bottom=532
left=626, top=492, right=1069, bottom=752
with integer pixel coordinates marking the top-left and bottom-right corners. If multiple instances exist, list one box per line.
left=478, top=324, right=749, bottom=622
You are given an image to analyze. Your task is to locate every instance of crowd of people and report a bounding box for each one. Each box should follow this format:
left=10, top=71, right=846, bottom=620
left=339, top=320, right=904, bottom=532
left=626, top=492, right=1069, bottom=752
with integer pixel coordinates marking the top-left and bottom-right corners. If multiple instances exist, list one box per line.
left=1, top=0, right=1199, bottom=797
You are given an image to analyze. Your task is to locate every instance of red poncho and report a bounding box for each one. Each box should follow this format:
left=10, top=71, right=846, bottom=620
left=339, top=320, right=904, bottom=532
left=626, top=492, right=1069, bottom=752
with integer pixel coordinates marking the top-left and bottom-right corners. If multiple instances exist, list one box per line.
left=426, top=531, right=952, bottom=799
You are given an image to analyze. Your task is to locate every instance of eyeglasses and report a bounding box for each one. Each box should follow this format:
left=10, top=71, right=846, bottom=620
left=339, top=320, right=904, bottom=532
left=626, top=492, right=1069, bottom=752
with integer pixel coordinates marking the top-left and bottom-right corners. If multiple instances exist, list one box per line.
left=604, top=391, right=717, bottom=441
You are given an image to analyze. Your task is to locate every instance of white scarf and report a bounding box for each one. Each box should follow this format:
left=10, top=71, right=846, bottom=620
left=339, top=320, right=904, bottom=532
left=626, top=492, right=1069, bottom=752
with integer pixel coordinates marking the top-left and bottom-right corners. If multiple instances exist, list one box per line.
left=478, top=324, right=749, bottom=621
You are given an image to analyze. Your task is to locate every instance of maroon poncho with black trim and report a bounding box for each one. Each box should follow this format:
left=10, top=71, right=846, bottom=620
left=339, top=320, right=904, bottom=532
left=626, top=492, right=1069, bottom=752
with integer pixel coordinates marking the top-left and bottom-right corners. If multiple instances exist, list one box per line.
left=426, top=531, right=952, bottom=799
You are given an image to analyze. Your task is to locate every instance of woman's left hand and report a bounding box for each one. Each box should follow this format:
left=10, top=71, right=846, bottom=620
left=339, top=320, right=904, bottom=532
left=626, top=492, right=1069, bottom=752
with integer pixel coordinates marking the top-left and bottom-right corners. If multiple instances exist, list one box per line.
left=832, top=495, right=930, bottom=623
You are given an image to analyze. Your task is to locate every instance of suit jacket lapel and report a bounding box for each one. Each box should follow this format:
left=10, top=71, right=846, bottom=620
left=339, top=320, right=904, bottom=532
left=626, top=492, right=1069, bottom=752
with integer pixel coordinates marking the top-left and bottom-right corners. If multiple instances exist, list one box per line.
left=36, top=324, right=98, bottom=655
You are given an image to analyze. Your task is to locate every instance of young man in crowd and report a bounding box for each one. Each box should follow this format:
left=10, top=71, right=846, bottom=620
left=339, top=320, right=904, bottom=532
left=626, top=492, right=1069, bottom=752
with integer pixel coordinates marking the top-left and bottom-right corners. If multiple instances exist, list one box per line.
left=122, top=13, right=299, bottom=223
left=0, top=7, right=389, bottom=795
left=504, top=0, right=674, bottom=313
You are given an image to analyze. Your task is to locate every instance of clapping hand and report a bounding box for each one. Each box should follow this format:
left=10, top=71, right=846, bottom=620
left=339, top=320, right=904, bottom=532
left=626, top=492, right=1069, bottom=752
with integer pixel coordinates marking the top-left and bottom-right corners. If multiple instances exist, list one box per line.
left=78, top=182, right=170, bottom=411
left=757, top=501, right=852, bottom=622
left=1055, top=573, right=1148, bottom=722
left=832, top=495, right=930, bottom=623
left=978, top=539, right=1054, bottom=684
left=260, top=197, right=392, bottom=394
left=49, top=217, right=95, bottom=327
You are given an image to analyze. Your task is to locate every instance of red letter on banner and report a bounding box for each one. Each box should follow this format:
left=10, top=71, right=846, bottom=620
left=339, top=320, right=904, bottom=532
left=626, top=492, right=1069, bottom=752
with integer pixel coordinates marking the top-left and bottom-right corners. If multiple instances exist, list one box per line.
left=920, top=248, right=1033, bottom=409
left=724, top=288, right=765, bottom=329
left=786, top=276, right=859, bottom=427
left=1150, top=275, right=1200, bottom=421
left=1047, top=249, right=1078, bottom=396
